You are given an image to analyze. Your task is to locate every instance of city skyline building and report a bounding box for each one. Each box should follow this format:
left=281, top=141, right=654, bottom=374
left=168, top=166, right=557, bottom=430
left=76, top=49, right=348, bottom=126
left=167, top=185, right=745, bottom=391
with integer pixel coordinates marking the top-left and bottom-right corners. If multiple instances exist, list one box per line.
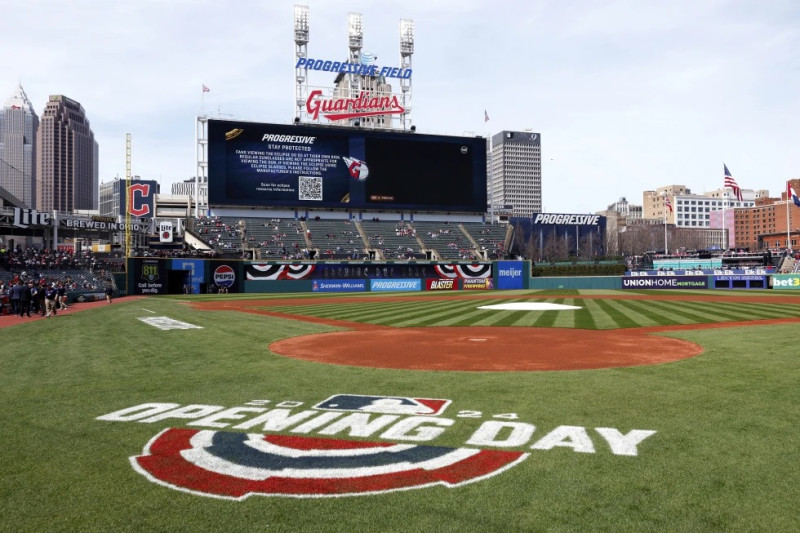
left=0, top=84, right=39, bottom=208
left=36, top=95, right=98, bottom=212
left=488, top=130, right=542, bottom=218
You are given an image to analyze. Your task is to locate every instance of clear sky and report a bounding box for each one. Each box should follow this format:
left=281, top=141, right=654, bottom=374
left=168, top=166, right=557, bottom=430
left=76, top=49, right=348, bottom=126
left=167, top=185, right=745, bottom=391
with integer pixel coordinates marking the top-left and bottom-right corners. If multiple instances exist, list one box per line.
left=2, top=0, right=798, bottom=214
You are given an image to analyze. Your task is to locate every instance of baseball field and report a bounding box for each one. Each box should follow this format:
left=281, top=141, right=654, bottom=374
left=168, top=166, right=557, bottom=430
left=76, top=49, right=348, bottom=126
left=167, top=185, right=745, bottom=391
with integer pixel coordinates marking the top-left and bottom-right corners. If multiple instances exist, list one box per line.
left=1, top=288, right=798, bottom=532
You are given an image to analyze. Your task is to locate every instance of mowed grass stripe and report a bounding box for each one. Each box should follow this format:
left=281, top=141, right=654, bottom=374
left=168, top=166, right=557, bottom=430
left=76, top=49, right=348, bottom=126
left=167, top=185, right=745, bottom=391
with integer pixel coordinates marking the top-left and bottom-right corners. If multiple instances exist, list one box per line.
left=674, top=300, right=776, bottom=322
left=678, top=300, right=800, bottom=322
left=718, top=300, right=800, bottom=319
left=590, top=298, right=661, bottom=329
left=442, top=298, right=533, bottom=327
left=615, top=299, right=687, bottom=326
left=394, top=301, right=484, bottom=327
left=637, top=299, right=712, bottom=324
left=269, top=301, right=422, bottom=324
left=541, top=298, right=577, bottom=328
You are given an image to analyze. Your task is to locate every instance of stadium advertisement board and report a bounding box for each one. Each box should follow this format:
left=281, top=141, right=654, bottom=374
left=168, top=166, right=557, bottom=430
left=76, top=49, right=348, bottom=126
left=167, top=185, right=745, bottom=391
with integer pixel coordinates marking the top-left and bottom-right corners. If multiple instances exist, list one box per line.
left=621, top=276, right=708, bottom=289
left=207, top=119, right=487, bottom=212
left=496, top=261, right=525, bottom=290
left=137, top=259, right=166, bottom=295
left=509, top=214, right=606, bottom=258
left=426, top=278, right=457, bottom=291
left=771, top=274, right=800, bottom=290
left=463, top=278, right=494, bottom=290
left=210, top=262, right=240, bottom=293
left=369, top=279, right=422, bottom=292
left=171, top=259, right=205, bottom=294
left=312, top=279, right=367, bottom=292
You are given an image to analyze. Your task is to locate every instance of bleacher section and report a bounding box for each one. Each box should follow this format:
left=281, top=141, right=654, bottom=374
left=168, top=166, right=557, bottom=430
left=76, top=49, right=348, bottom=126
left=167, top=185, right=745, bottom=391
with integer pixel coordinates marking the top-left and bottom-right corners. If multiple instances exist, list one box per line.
left=241, top=218, right=308, bottom=260
left=187, top=216, right=512, bottom=261
left=304, top=218, right=364, bottom=260
left=194, top=216, right=244, bottom=255
left=462, top=222, right=511, bottom=260
left=412, top=222, right=473, bottom=260
left=359, top=220, right=426, bottom=260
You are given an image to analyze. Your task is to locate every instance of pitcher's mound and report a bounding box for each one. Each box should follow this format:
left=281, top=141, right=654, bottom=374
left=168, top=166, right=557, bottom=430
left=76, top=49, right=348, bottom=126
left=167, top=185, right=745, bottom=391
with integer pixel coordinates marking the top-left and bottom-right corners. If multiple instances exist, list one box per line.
left=269, top=327, right=702, bottom=371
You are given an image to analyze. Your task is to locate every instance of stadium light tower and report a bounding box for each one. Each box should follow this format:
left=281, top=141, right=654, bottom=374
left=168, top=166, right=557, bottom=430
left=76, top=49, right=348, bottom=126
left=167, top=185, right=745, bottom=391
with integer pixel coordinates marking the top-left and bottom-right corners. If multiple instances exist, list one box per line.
left=347, top=12, right=364, bottom=126
left=294, top=5, right=310, bottom=123
left=399, top=18, right=414, bottom=131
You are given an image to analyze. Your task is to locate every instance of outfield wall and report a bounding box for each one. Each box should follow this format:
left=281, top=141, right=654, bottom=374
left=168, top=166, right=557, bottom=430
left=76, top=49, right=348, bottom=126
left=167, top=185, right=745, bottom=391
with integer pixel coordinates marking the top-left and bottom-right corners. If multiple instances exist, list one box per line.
left=123, top=258, right=527, bottom=295
left=122, top=258, right=792, bottom=295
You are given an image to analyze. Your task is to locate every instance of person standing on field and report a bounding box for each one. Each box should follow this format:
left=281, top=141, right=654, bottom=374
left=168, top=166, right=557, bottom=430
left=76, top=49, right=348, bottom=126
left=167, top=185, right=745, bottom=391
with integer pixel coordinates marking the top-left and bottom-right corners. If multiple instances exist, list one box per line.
left=45, top=283, right=58, bottom=317
left=104, top=276, right=114, bottom=303
left=57, top=282, right=68, bottom=311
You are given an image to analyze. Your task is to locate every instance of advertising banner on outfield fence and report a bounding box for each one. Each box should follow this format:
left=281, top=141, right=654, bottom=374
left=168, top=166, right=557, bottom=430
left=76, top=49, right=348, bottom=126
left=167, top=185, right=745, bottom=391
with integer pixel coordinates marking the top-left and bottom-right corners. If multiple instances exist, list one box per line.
left=621, top=276, right=708, bottom=289
left=171, top=259, right=205, bottom=294
left=496, top=261, right=525, bottom=290
left=210, top=261, right=240, bottom=293
left=771, top=274, right=800, bottom=290
left=312, top=279, right=367, bottom=292
left=370, top=279, right=422, bottom=292
left=426, top=278, right=457, bottom=291
left=463, top=278, right=494, bottom=290
left=137, top=259, right=167, bottom=295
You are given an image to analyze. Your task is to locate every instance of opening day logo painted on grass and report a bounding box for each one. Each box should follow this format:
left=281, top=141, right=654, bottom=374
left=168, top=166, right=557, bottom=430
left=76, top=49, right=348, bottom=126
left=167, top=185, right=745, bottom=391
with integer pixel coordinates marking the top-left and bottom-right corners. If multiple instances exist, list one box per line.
left=97, top=394, right=656, bottom=500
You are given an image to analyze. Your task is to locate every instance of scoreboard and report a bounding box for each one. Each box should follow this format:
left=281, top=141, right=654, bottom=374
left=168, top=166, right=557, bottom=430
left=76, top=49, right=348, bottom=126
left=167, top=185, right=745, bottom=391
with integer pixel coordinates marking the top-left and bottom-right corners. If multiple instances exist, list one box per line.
left=207, top=119, right=487, bottom=212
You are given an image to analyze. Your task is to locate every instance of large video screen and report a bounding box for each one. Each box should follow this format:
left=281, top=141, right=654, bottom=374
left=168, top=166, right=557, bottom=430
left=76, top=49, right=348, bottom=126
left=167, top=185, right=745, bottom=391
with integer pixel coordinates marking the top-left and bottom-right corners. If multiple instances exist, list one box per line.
left=207, top=119, right=487, bottom=212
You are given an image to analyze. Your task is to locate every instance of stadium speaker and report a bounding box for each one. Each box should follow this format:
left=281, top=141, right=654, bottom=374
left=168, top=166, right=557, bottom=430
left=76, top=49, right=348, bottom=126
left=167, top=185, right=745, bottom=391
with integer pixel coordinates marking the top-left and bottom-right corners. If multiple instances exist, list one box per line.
left=294, top=117, right=300, bottom=124
left=354, top=120, right=361, bottom=127
left=410, top=125, right=416, bottom=132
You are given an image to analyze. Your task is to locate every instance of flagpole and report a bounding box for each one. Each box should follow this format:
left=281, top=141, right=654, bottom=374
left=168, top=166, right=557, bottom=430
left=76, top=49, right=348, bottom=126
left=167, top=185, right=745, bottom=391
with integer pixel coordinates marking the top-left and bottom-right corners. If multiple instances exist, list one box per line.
left=663, top=201, right=668, bottom=254
left=722, top=163, right=727, bottom=251
left=787, top=181, right=791, bottom=251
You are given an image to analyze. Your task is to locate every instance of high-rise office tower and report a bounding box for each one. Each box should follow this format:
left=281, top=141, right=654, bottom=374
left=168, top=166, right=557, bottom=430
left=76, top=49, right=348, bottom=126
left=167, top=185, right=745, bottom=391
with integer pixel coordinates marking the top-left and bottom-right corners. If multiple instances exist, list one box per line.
left=487, top=131, right=542, bottom=218
left=0, top=84, right=39, bottom=207
left=36, top=95, right=98, bottom=211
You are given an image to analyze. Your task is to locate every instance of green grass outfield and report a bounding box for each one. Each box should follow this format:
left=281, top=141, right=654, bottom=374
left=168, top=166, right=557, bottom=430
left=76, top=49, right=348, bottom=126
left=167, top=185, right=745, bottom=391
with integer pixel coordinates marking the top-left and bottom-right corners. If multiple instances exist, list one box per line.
left=1, top=289, right=799, bottom=532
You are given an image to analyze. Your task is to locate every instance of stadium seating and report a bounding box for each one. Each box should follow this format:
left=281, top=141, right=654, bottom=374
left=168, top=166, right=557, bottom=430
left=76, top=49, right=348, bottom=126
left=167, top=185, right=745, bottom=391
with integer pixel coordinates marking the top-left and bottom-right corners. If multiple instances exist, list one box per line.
left=412, top=222, right=473, bottom=260
left=359, top=220, right=426, bottom=260
left=304, top=219, right=365, bottom=260
left=241, top=218, right=308, bottom=260
left=462, top=222, right=512, bottom=260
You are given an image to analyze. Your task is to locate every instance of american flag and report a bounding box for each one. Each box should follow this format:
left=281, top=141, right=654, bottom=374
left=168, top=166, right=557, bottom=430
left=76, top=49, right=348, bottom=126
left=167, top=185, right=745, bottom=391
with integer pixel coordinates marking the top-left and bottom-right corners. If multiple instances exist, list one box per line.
left=664, top=196, right=673, bottom=213
left=202, top=84, right=210, bottom=93
left=788, top=181, right=800, bottom=207
left=484, top=110, right=489, bottom=123
left=723, top=164, right=742, bottom=201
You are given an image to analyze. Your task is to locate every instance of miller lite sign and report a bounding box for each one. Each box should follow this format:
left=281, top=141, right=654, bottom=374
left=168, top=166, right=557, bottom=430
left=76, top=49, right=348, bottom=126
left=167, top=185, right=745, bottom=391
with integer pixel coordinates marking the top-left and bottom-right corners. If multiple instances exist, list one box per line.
left=159, top=221, right=173, bottom=243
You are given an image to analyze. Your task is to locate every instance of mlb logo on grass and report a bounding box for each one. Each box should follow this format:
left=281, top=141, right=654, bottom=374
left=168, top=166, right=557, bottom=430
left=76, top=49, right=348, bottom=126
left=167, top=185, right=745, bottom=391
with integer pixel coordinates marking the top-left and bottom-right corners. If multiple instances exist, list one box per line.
left=314, top=394, right=451, bottom=416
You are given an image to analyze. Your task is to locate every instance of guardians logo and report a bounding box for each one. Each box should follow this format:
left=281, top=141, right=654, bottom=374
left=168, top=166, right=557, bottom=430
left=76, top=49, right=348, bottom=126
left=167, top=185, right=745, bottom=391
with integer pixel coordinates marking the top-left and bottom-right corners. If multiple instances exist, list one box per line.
left=97, top=394, right=656, bottom=500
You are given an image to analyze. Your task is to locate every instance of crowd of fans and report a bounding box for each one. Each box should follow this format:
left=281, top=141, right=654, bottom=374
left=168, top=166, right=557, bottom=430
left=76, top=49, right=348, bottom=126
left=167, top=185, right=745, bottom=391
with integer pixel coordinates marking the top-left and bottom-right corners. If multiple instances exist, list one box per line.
left=0, top=246, right=120, bottom=315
